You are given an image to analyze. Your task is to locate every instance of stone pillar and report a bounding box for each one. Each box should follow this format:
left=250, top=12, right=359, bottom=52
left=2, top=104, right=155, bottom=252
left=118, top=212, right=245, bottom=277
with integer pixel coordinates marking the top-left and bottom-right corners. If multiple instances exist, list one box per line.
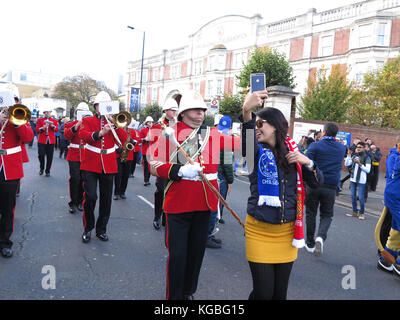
left=265, top=85, right=299, bottom=136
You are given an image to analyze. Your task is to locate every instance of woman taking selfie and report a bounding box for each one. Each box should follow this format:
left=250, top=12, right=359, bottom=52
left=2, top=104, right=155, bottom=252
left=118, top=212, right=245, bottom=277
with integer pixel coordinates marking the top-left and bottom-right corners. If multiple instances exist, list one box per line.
left=240, top=90, right=322, bottom=300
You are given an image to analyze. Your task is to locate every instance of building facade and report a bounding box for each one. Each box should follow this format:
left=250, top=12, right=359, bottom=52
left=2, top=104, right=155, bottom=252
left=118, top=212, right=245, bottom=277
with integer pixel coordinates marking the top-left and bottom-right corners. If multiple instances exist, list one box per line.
left=126, top=0, right=400, bottom=109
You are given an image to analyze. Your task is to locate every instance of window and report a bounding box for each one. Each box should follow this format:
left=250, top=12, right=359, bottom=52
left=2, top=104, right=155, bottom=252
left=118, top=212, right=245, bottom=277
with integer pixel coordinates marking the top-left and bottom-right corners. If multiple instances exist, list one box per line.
left=152, top=87, right=157, bottom=103
left=153, top=69, right=159, bottom=82
left=355, top=61, right=368, bottom=84
left=142, top=69, right=148, bottom=83
left=234, top=51, right=247, bottom=69
left=321, top=35, right=333, bottom=56
left=208, top=55, right=216, bottom=71
left=377, top=23, right=386, bottom=46
left=171, top=64, right=181, bottom=79
left=207, top=80, right=214, bottom=96
left=194, top=82, right=200, bottom=93
left=217, top=54, right=225, bottom=70
left=216, top=79, right=223, bottom=95
left=359, top=24, right=372, bottom=47
left=194, top=60, right=203, bottom=75
left=20, top=73, right=27, bottom=81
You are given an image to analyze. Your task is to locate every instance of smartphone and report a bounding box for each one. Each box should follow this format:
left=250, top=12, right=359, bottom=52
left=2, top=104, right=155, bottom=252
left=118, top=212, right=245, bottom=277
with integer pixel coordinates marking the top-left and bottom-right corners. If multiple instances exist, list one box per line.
left=250, top=73, right=266, bottom=93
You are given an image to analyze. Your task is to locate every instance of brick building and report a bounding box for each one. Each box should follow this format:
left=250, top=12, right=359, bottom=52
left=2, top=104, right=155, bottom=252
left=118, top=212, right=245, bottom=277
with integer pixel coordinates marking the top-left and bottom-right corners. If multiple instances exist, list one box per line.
left=126, top=0, right=400, bottom=109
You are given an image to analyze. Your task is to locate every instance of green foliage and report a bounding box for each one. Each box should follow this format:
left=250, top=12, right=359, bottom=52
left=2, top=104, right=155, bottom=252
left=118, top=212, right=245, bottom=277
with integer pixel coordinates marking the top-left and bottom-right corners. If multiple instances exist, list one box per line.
left=140, top=102, right=162, bottom=123
left=236, top=47, right=296, bottom=90
left=51, top=74, right=117, bottom=109
left=298, top=65, right=355, bottom=123
left=348, top=57, right=400, bottom=129
left=218, top=92, right=244, bottom=121
left=204, top=114, right=215, bottom=127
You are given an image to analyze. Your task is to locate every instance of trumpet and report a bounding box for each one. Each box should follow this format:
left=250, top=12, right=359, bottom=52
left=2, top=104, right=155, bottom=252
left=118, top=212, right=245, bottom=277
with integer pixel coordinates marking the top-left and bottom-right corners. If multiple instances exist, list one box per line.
left=0, top=104, right=31, bottom=126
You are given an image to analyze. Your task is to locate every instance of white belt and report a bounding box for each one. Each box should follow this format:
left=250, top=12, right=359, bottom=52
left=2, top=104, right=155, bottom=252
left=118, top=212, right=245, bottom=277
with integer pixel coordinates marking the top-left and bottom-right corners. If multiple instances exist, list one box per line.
left=85, top=144, right=115, bottom=155
left=0, top=146, right=22, bottom=156
left=69, top=143, right=85, bottom=149
left=181, top=173, right=218, bottom=181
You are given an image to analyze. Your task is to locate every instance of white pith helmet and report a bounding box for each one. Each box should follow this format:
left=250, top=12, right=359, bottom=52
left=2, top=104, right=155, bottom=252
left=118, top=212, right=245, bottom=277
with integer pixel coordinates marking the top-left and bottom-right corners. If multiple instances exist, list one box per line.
left=76, top=102, right=90, bottom=111
left=162, top=98, right=179, bottom=111
left=94, top=91, right=111, bottom=104
left=144, top=116, right=154, bottom=123
left=178, top=90, right=207, bottom=117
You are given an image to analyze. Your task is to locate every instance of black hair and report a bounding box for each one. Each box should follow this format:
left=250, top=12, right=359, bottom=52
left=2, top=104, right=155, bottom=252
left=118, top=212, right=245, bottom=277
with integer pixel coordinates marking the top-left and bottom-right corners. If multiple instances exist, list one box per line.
left=356, top=141, right=366, bottom=147
left=323, top=122, right=339, bottom=137
left=256, top=107, right=292, bottom=173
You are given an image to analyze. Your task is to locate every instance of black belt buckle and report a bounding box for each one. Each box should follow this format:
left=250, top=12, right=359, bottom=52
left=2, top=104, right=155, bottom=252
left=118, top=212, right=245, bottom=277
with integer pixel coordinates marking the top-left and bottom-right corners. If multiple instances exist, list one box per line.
left=79, top=145, right=85, bottom=149
left=101, top=149, right=107, bottom=155
left=0, top=149, right=6, bottom=155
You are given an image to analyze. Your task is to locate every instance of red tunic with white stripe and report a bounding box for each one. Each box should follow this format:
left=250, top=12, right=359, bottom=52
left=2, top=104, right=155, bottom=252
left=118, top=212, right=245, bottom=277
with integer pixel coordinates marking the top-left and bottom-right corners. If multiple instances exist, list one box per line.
left=0, top=121, right=33, bottom=180
left=36, top=117, right=59, bottom=144
left=79, top=115, right=128, bottom=174
left=64, top=120, right=85, bottom=162
left=150, top=121, right=240, bottom=214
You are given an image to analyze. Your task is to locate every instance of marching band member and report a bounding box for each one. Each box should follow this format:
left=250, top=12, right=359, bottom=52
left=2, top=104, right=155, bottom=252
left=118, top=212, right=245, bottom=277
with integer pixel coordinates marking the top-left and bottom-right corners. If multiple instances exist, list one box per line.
left=0, top=91, right=33, bottom=258
left=151, top=98, right=179, bottom=230
left=36, top=109, right=59, bottom=177
left=149, top=90, right=240, bottom=300
left=140, top=116, right=154, bottom=186
left=79, top=91, right=127, bottom=243
left=129, top=121, right=141, bottom=178
left=64, top=102, right=91, bottom=214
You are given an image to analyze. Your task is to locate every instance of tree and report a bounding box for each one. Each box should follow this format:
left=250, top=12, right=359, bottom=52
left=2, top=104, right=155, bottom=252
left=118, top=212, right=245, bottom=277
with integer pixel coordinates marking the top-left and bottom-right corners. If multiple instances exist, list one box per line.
left=52, top=74, right=117, bottom=111
left=236, top=47, right=296, bottom=90
left=218, top=92, right=244, bottom=121
left=348, top=57, right=400, bottom=129
left=140, top=102, right=162, bottom=123
left=298, top=65, right=355, bottom=123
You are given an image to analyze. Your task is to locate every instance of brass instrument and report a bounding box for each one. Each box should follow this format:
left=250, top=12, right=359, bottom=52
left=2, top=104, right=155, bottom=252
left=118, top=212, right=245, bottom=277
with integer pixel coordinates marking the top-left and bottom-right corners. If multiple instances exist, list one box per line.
left=120, top=128, right=135, bottom=163
left=0, top=104, right=31, bottom=137
left=112, top=111, right=132, bottom=129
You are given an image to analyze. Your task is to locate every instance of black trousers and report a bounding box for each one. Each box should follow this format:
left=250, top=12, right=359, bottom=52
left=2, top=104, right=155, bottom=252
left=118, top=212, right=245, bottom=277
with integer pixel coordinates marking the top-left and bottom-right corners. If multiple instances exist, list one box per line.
left=38, top=142, right=54, bottom=174
left=165, top=211, right=210, bottom=300
left=248, top=261, right=293, bottom=300
left=369, top=165, right=379, bottom=191
left=130, top=151, right=139, bottom=176
left=305, top=185, right=336, bottom=246
left=154, top=177, right=167, bottom=222
left=0, top=171, right=19, bottom=249
left=68, top=161, right=84, bottom=207
left=114, top=159, right=132, bottom=195
left=142, top=154, right=150, bottom=183
left=82, top=170, right=114, bottom=235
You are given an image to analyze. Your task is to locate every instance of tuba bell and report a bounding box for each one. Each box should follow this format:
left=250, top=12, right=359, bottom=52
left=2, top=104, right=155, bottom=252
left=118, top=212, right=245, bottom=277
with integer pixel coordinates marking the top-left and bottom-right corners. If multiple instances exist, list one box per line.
left=7, top=104, right=31, bottom=126
left=112, top=111, right=132, bottom=129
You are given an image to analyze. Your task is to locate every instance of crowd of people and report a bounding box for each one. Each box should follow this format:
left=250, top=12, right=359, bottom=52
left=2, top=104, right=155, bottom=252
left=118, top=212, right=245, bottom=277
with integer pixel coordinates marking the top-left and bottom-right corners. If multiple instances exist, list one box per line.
left=0, top=88, right=399, bottom=300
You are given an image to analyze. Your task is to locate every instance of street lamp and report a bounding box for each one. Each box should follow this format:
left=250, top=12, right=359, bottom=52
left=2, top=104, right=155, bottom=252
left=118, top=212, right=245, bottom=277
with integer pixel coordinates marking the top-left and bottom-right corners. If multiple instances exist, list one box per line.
left=127, top=26, right=145, bottom=112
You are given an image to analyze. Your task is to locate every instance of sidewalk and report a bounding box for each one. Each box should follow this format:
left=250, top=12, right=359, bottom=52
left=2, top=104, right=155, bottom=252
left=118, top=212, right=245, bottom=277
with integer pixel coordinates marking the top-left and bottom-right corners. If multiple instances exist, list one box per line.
left=336, top=170, right=385, bottom=217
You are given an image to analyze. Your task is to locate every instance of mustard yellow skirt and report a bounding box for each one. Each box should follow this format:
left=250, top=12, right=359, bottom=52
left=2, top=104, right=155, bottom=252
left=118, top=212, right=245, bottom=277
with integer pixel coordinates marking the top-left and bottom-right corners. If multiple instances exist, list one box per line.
left=245, top=214, right=298, bottom=264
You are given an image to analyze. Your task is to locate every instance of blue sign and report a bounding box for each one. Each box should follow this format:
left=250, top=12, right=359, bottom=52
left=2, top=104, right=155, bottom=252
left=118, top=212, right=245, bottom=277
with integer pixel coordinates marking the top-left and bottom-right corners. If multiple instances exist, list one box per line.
left=130, top=87, right=139, bottom=113
left=336, top=131, right=352, bottom=147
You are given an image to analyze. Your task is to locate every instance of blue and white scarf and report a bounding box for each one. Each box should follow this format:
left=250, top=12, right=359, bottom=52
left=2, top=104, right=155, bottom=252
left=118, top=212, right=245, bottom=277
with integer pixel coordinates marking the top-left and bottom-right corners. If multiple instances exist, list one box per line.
left=257, top=144, right=281, bottom=207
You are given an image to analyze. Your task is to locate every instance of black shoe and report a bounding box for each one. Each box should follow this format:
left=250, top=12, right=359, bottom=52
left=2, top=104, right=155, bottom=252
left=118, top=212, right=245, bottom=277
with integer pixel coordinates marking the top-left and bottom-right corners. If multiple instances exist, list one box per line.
left=82, top=231, right=91, bottom=243
left=77, top=203, right=83, bottom=211
left=210, top=235, right=222, bottom=244
left=184, top=294, right=194, bottom=300
left=120, top=194, right=126, bottom=199
left=153, top=219, right=161, bottom=230
left=113, top=195, right=119, bottom=200
left=69, top=204, right=77, bottom=214
left=45, top=172, right=50, bottom=177
left=206, top=238, right=221, bottom=249
left=39, top=170, right=44, bottom=176
left=1, top=248, right=13, bottom=258
left=96, top=233, right=109, bottom=242
left=144, top=182, right=151, bottom=186
left=219, top=218, right=225, bottom=224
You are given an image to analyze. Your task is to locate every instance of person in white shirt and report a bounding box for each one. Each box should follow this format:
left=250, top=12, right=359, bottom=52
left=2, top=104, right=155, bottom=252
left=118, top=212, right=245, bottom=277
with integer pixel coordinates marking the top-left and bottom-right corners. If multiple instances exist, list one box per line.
left=344, top=142, right=371, bottom=220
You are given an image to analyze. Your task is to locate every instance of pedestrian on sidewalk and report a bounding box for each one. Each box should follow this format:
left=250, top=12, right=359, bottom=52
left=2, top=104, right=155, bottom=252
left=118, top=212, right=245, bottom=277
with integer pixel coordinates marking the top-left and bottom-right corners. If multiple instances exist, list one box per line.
left=345, top=142, right=371, bottom=220
left=304, top=122, right=347, bottom=257
left=241, top=91, right=322, bottom=300
left=376, top=135, right=400, bottom=274
left=369, top=144, right=382, bottom=191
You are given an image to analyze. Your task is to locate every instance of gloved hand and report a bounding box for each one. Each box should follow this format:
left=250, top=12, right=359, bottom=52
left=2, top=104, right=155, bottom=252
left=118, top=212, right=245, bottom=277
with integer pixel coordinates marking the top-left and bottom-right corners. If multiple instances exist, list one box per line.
left=162, top=127, right=175, bottom=139
left=178, top=162, right=202, bottom=179
left=116, top=147, right=123, bottom=154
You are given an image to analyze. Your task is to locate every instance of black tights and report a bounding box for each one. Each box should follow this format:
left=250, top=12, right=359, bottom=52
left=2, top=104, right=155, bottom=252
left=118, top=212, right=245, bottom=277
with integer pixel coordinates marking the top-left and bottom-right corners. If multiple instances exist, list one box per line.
left=248, top=261, right=293, bottom=300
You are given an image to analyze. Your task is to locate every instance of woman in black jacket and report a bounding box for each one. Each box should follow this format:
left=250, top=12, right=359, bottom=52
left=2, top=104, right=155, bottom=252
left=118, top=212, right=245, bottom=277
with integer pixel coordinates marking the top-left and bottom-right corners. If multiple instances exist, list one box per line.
left=241, top=90, right=322, bottom=300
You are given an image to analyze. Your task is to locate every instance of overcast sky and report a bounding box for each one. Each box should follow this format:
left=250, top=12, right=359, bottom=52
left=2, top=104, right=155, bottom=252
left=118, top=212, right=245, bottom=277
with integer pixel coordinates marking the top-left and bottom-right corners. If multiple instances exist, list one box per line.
left=1, top=0, right=361, bottom=91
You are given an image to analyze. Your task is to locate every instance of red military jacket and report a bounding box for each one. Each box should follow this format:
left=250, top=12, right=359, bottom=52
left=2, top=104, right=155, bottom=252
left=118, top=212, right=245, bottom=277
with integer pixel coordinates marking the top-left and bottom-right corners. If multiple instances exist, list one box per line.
left=139, top=126, right=151, bottom=156
left=0, top=121, right=34, bottom=180
left=21, top=143, right=29, bottom=163
left=64, top=120, right=85, bottom=162
left=36, top=117, right=59, bottom=144
left=131, top=129, right=141, bottom=153
left=149, top=121, right=240, bottom=214
left=79, top=115, right=128, bottom=174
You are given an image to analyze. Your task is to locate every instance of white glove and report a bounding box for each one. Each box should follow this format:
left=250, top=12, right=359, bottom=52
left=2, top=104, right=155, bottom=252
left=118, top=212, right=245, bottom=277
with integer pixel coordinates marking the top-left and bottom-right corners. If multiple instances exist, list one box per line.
left=178, top=162, right=202, bottom=179
left=162, top=127, right=175, bottom=139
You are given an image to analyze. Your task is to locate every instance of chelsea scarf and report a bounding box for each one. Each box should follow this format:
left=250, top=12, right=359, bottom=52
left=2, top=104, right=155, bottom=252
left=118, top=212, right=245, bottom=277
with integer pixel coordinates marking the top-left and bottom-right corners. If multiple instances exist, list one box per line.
left=257, top=137, right=305, bottom=248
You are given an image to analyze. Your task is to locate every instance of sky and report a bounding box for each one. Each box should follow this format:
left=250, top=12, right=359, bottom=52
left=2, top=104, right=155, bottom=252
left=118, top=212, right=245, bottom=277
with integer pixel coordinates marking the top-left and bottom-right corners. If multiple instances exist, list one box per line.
left=1, top=0, right=362, bottom=92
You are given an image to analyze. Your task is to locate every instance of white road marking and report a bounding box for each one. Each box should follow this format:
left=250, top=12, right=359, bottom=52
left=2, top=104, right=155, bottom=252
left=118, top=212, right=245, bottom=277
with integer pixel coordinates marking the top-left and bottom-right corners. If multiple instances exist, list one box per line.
left=137, top=195, right=154, bottom=209
left=234, top=177, right=250, bottom=185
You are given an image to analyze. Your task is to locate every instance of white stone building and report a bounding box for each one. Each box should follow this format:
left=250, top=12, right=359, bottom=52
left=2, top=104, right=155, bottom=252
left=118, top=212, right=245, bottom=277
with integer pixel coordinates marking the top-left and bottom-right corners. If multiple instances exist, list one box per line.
left=126, top=0, right=400, bottom=109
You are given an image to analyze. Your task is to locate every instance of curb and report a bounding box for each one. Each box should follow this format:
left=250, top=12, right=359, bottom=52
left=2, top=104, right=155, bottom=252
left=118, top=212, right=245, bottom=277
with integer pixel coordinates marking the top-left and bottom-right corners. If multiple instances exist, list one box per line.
left=335, top=200, right=382, bottom=217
